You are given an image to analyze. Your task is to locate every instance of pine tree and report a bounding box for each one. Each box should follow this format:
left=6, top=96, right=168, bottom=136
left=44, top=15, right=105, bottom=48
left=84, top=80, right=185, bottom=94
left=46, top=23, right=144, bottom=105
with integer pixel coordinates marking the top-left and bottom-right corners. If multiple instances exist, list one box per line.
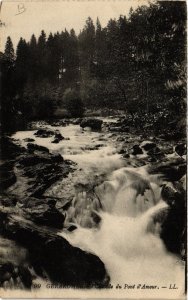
left=28, top=34, right=38, bottom=83
left=15, top=37, right=29, bottom=92
left=37, top=30, right=47, bottom=79
left=4, top=36, right=15, bottom=65
left=78, top=17, right=95, bottom=74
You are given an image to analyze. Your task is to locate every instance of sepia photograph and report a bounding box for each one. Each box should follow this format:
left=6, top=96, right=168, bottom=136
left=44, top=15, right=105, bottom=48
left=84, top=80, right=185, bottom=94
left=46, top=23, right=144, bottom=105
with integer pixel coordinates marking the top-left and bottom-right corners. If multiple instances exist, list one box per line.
left=0, top=0, right=186, bottom=298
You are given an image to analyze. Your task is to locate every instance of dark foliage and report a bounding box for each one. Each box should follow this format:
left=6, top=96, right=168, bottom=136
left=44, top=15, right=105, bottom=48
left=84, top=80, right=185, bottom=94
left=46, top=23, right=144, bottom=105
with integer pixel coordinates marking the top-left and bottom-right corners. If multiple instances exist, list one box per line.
left=0, top=1, right=186, bottom=134
left=63, top=88, right=85, bottom=117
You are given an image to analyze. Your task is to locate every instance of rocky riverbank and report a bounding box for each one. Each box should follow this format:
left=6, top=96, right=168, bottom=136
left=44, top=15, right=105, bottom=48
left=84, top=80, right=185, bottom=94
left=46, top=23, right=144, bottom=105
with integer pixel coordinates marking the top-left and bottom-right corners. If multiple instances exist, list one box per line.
left=0, top=129, right=110, bottom=289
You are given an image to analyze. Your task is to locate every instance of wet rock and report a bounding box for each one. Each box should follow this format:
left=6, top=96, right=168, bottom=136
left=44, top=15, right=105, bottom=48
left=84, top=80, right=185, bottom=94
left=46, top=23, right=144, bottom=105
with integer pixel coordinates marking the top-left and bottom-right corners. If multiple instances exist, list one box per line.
left=174, top=143, right=186, bottom=157
left=146, top=146, right=164, bottom=161
left=24, top=164, right=67, bottom=198
left=34, top=129, right=54, bottom=138
left=130, top=145, right=143, bottom=155
left=18, top=154, right=50, bottom=166
left=80, top=118, right=103, bottom=131
left=140, top=141, right=156, bottom=151
left=18, top=152, right=63, bottom=167
left=23, top=197, right=65, bottom=229
left=161, top=183, right=186, bottom=257
left=27, top=143, right=49, bottom=153
left=67, top=225, right=77, bottom=232
left=23, top=138, right=35, bottom=142
left=148, top=158, right=186, bottom=182
left=0, top=213, right=109, bottom=288
left=13, top=149, right=70, bottom=198
left=51, top=132, right=64, bottom=144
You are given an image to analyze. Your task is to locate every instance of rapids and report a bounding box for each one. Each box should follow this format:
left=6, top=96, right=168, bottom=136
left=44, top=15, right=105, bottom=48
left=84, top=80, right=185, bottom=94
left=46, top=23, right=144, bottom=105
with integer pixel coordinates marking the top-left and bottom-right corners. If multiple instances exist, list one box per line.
left=12, top=120, right=185, bottom=298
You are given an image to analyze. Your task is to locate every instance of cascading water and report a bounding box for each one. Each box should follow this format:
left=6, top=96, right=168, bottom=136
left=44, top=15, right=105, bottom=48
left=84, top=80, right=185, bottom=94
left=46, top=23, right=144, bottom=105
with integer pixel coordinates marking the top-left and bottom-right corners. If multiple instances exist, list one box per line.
left=12, top=120, right=185, bottom=298
left=60, top=174, right=184, bottom=291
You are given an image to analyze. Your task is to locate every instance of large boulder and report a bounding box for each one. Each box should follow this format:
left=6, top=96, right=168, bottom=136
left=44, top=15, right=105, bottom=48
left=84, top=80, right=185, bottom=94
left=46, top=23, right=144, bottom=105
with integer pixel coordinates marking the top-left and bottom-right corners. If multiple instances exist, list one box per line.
left=80, top=118, right=103, bottom=131
left=0, top=212, right=109, bottom=288
left=161, top=183, right=186, bottom=258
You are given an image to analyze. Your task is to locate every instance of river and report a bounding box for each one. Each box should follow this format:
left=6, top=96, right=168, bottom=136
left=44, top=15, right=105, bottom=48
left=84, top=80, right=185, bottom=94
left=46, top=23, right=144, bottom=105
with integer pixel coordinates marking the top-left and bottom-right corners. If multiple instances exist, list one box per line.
left=11, top=119, right=185, bottom=298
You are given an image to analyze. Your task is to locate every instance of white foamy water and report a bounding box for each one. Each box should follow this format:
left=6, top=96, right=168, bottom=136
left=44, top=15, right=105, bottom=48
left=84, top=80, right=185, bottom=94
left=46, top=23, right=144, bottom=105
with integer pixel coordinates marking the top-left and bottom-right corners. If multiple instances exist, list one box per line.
left=12, top=121, right=185, bottom=298
left=60, top=203, right=183, bottom=284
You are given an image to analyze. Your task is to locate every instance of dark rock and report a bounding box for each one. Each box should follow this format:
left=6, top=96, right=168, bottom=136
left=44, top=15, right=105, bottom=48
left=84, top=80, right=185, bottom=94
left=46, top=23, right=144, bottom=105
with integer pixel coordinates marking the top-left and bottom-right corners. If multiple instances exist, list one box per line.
left=146, top=146, right=164, bottom=162
left=174, top=143, right=186, bottom=157
left=0, top=172, right=16, bottom=191
left=67, top=225, right=77, bottom=232
left=147, top=157, right=157, bottom=162
left=118, top=149, right=127, bottom=155
left=50, top=120, right=67, bottom=127
left=23, top=138, right=35, bottom=142
left=0, top=194, right=17, bottom=207
left=71, top=118, right=82, bottom=125
left=18, top=265, right=33, bottom=289
left=0, top=136, right=25, bottom=160
left=34, top=129, right=54, bottom=138
left=0, top=253, right=32, bottom=289
left=15, top=150, right=68, bottom=198
left=140, top=141, right=156, bottom=151
left=160, top=183, right=186, bottom=257
left=37, top=208, right=65, bottom=228
left=27, top=143, right=49, bottom=153
left=148, top=158, right=186, bottom=182
left=109, top=125, right=129, bottom=132
left=0, top=213, right=109, bottom=288
left=18, top=154, right=50, bottom=166
left=0, top=161, right=16, bottom=190
left=18, top=152, right=63, bottom=167
left=51, top=132, right=64, bottom=144
left=158, top=134, right=166, bottom=140
left=147, top=147, right=161, bottom=156
left=130, top=145, right=143, bottom=155
left=22, top=197, right=65, bottom=229
left=80, top=118, right=103, bottom=131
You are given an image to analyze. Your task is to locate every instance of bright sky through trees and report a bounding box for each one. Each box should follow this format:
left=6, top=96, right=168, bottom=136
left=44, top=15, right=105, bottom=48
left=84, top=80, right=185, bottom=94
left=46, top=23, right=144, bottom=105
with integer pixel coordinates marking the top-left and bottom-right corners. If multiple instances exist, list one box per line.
left=0, top=0, right=147, bottom=51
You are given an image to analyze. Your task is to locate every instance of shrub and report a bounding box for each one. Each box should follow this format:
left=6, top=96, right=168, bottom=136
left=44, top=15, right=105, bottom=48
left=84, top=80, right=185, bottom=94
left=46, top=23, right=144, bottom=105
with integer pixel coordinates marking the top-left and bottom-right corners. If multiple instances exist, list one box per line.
left=63, top=88, right=85, bottom=118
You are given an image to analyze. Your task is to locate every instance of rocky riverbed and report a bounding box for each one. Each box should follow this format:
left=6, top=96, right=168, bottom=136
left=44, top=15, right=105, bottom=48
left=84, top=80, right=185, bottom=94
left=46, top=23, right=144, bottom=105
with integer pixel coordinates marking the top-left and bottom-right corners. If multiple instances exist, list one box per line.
left=0, top=117, right=186, bottom=296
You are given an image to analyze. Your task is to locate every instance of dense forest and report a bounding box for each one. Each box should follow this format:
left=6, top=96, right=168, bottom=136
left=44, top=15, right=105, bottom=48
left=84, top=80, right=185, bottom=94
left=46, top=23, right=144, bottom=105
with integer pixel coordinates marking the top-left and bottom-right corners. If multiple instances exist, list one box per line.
left=0, top=1, right=186, bottom=134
